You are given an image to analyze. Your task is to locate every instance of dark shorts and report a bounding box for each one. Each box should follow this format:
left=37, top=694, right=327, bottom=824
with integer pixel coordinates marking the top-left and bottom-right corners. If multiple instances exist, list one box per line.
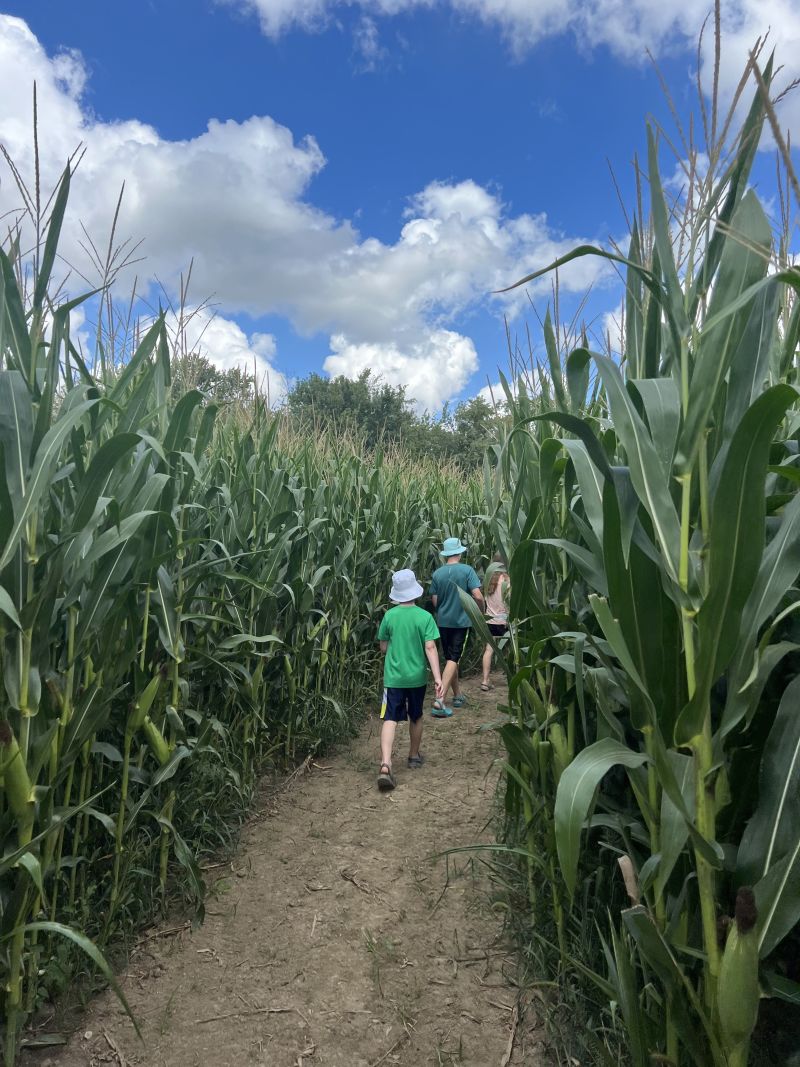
left=381, top=685, right=426, bottom=723
left=439, top=626, right=468, bottom=663
left=487, top=623, right=507, bottom=638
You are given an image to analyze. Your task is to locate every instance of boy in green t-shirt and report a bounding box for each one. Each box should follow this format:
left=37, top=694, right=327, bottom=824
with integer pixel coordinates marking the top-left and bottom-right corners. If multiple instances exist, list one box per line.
left=429, top=537, right=484, bottom=715
left=376, top=569, right=443, bottom=791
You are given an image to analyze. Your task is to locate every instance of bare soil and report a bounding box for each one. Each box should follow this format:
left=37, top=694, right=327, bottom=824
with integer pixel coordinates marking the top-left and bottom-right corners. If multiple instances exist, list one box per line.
left=29, top=678, right=547, bottom=1067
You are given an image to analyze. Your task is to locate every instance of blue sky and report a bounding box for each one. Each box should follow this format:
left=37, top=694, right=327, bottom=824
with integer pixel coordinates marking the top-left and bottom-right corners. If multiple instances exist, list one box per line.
left=1, top=2, right=798, bottom=410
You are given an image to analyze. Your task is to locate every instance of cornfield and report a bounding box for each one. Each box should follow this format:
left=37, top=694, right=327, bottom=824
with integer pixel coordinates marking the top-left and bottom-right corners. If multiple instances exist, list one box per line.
left=0, top=164, right=486, bottom=1063
left=468, top=49, right=800, bottom=1067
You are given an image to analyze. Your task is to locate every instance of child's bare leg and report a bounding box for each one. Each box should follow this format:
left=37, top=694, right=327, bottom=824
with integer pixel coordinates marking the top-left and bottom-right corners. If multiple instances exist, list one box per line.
left=482, top=643, right=493, bottom=685
left=380, top=719, right=397, bottom=767
left=441, top=660, right=458, bottom=702
left=409, top=717, right=423, bottom=759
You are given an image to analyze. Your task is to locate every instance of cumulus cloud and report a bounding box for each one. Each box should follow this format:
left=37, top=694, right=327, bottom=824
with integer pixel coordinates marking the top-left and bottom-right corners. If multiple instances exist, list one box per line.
left=0, top=15, right=611, bottom=412
left=325, top=329, right=478, bottom=410
left=233, top=0, right=800, bottom=135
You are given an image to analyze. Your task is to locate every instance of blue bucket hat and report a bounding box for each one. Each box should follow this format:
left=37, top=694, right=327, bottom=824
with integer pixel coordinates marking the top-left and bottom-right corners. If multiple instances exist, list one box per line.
left=440, top=537, right=467, bottom=558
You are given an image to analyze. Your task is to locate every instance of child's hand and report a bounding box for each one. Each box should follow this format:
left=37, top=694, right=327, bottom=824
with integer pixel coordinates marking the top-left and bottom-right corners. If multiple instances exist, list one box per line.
left=435, top=680, right=444, bottom=699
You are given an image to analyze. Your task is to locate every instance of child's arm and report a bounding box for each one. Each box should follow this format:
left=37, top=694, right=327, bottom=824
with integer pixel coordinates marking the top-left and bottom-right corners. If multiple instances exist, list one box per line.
left=425, top=640, right=443, bottom=699
left=380, top=640, right=388, bottom=654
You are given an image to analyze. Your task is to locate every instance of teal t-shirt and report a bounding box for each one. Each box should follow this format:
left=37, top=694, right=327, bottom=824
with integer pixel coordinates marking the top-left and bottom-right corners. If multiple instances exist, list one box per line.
left=429, top=562, right=481, bottom=628
left=378, top=606, right=440, bottom=688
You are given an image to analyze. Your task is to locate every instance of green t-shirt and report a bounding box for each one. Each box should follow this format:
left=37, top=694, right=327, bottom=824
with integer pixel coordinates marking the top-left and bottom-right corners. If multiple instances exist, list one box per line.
left=429, top=562, right=481, bottom=628
left=378, top=605, right=440, bottom=688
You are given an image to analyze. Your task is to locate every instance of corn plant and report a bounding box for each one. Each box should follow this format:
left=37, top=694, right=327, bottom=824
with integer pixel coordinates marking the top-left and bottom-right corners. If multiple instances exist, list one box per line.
left=0, top=152, right=487, bottom=1062
left=478, top=49, right=800, bottom=1066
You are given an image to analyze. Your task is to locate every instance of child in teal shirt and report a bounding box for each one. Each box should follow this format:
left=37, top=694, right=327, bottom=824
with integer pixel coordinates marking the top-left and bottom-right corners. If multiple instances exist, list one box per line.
left=429, top=537, right=483, bottom=715
left=377, top=569, right=443, bottom=791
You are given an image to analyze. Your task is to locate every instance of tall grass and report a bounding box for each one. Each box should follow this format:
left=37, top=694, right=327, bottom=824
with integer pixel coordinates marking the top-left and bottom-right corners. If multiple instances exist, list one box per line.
left=468, top=43, right=800, bottom=1067
left=0, top=167, right=486, bottom=1062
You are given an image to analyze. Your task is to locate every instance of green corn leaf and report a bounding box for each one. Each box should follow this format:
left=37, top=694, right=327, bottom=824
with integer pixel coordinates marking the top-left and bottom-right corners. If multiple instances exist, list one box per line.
left=22, top=922, right=141, bottom=1040
left=722, top=279, right=780, bottom=440
left=688, top=55, right=773, bottom=318
left=655, top=752, right=694, bottom=899
left=164, top=389, right=204, bottom=454
left=539, top=538, right=607, bottom=596
left=0, top=248, right=31, bottom=376
left=601, top=481, right=683, bottom=737
left=738, top=674, right=800, bottom=885
left=543, top=308, right=567, bottom=410
left=33, top=164, right=71, bottom=309
left=562, top=438, right=604, bottom=541
left=642, top=245, right=663, bottom=378
left=676, top=384, right=797, bottom=744
left=107, top=314, right=165, bottom=406
left=0, top=370, right=34, bottom=502
left=71, top=432, right=141, bottom=531
left=627, top=378, right=680, bottom=480
left=17, top=853, right=44, bottom=897
left=677, top=190, right=773, bottom=473
left=0, top=397, right=99, bottom=571
left=589, top=594, right=656, bottom=725
left=0, top=585, right=21, bottom=628
left=592, top=354, right=682, bottom=587
left=624, top=221, right=645, bottom=377
left=156, top=565, right=182, bottom=661
left=566, top=347, right=591, bottom=411
left=554, top=737, right=649, bottom=897
left=754, top=840, right=800, bottom=958
left=723, top=640, right=799, bottom=738
left=519, top=410, right=613, bottom=480
left=622, top=906, right=717, bottom=1064
left=216, top=633, right=283, bottom=650
left=608, top=922, right=650, bottom=1067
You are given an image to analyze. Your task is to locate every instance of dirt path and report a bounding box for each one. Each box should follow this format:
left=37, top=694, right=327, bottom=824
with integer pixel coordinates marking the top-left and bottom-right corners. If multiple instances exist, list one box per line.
left=33, top=679, right=546, bottom=1067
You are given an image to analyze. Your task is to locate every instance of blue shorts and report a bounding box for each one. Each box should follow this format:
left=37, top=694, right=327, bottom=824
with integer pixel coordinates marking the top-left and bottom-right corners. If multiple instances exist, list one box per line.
left=381, top=685, right=426, bottom=723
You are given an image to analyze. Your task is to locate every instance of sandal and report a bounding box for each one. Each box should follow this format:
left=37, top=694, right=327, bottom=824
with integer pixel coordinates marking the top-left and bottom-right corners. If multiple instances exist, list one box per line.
left=452, top=695, right=468, bottom=708
left=408, top=754, right=425, bottom=769
left=480, top=683, right=493, bottom=692
left=431, top=700, right=453, bottom=718
left=377, top=763, right=396, bottom=791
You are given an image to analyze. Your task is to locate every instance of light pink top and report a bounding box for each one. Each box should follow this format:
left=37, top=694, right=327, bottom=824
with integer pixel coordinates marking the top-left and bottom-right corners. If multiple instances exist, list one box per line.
left=486, top=573, right=510, bottom=622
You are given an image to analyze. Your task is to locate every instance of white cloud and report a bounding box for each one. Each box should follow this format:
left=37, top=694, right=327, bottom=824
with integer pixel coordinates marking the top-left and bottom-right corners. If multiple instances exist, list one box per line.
left=232, top=0, right=800, bottom=135
left=325, top=329, right=478, bottom=411
left=352, top=15, right=388, bottom=70
left=0, top=15, right=610, bottom=412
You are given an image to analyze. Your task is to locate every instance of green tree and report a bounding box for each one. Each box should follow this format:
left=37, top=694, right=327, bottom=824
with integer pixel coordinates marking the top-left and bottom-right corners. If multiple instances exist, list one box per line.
left=171, top=352, right=254, bottom=406
left=286, top=370, right=412, bottom=450
left=286, top=369, right=505, bottom=469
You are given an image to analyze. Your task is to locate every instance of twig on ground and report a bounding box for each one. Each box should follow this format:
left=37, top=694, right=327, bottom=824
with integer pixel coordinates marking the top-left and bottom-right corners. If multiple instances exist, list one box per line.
left=340, top=867, right=370, bottom=894
left=102, top=1030, right=129, bottom=1067
left=134, top=922, right=190, bottom=947
left=367, top=1032, right=408, bottom=1067
left=193, top=1006, right=294, bottom=1025
left=500, top=1003, right=520, bottom=1066
left=296, top=1041, right=316, bottom=1065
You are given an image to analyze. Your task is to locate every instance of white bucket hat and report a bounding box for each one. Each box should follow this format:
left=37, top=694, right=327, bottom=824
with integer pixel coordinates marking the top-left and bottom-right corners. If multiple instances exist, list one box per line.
left=389, top=568, right=424, bottom=603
